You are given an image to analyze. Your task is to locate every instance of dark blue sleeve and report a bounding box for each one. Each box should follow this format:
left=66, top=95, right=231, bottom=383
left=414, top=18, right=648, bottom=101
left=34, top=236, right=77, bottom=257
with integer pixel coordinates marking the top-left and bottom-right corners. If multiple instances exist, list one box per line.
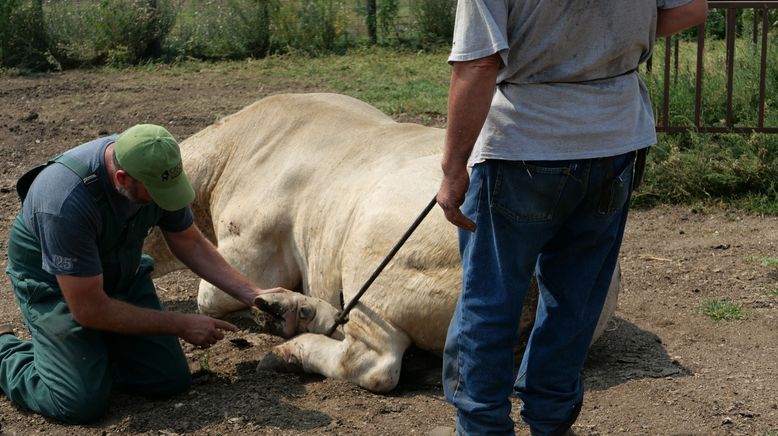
left=30, top=189, right=103, bottom=277
left=157, top=205, right=194, bottom=232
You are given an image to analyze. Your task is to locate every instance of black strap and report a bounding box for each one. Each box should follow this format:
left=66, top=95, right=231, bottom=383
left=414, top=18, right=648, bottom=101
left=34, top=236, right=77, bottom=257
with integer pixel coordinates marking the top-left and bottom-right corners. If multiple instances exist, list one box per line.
left=53, top=154, right=104, bottom=202
left=518, top=68, right=638, bottom=86
left=15, top=153, right=104, bottom=204
left=597, top=156, right=617, bottom=213
left=633, top=148, right=648, bottom=192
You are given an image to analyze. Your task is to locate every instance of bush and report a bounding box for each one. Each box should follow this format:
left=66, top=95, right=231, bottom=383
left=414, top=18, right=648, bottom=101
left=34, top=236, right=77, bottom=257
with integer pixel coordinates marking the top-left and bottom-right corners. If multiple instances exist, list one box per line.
left=44, top=0, right=175, bottom=67
left=274, top=0, right=351, bottom=55
left=0, top=0, right=51, bottom=71
left=635, top=132, right=778, bottom=210
left=164, top=0, right=277, bottom=60
left=413, top=0, right=455, bottom=44
left=233, top=0, right=276, bottom=58
left=376, top=0, right=400, bottom=44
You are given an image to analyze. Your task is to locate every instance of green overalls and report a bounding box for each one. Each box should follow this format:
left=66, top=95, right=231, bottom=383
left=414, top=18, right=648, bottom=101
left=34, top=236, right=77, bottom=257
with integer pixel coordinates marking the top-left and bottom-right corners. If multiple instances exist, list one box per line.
left=0, top=153, right=191, bottom=424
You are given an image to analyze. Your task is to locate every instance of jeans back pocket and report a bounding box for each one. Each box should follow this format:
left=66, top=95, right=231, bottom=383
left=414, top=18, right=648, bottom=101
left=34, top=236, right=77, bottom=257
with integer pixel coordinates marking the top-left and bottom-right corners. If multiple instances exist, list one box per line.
left=491, top=160, right=574, bottom=223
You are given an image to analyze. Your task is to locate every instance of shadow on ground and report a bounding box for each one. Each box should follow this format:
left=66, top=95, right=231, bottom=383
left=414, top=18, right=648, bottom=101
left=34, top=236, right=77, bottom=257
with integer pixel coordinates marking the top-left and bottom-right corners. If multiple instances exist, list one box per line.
left=584, top=316, right=691, bottom=390
left=100, top=363, right=331, bottom=433
left=391, top=316, right=691, bottom=394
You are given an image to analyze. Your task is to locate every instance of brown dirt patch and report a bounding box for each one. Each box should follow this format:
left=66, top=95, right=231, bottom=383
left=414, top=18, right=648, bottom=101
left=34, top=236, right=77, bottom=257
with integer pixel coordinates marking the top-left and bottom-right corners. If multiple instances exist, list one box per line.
left=0, top=67, right=776, bottom=435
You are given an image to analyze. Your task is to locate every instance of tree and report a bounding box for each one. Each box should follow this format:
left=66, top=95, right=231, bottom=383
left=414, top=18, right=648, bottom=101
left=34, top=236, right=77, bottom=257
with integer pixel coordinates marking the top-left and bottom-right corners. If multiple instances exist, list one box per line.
left=366, top=0, right=377, bottom=44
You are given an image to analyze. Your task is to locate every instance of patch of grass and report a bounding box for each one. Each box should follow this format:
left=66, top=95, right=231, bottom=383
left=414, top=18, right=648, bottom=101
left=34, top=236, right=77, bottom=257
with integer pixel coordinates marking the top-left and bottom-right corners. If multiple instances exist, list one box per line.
left=744, top=256, right=778, bottom=268
left=634, top=132, right=778, bottom=213
left=768, top=288, right=778, bottom=297
left=702, top=298, right=750, bottom=321
left=199, top=350, right=211, bottom=371
left=81, top=46, right=451, bottom=119
left=262, top=47, right=450, bottom=116
left=645, top=38, right=778, bottom=130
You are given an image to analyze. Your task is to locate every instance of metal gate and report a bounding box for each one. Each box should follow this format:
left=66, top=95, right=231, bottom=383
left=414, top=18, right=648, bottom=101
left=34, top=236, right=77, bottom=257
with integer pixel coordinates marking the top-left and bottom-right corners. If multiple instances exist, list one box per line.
left=651, top=1, right=778, bottom=133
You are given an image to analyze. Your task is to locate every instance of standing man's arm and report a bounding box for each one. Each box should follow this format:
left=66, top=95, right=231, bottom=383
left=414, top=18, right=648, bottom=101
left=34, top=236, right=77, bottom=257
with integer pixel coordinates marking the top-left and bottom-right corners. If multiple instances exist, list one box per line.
left=436, top=53, right=502, bottom=231
left=162, top=223, right=289, bottom=307
left=657, top=0, right=708, bottom=37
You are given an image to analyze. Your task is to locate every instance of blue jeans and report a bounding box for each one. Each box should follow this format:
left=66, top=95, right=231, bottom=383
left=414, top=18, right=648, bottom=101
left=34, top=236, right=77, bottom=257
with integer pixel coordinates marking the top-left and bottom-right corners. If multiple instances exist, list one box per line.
left=443, top=152, right=635, bottom=435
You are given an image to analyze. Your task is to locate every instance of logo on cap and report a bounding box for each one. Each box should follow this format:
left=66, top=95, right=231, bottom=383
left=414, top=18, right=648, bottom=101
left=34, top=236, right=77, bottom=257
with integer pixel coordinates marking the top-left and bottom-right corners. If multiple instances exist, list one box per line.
left=161, top=162, right=183, bottom=182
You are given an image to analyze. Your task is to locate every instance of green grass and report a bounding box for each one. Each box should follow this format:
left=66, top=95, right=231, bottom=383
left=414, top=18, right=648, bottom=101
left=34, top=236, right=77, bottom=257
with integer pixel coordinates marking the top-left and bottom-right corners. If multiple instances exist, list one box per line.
left=199, top=350, right=211, bottom=371
left=634, top=131, right=778, bottom=210
left=102, top=46, right=452, bottom=118
left=744, top=255, right=778, bottom=267
left=702, top=299, right=750, bottom=321
left=274, top=47, right=450, bottom=116
left=645, top=38, right=778, bottom=129
left=768, top=288, right=778, bottom=297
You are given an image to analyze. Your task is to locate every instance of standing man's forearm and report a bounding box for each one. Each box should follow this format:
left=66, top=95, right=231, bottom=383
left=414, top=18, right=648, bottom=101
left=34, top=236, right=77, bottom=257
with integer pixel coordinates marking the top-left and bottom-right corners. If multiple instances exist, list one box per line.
left=442, top=54, right=501, bottom=175
left=437, top=53, right=501, bottom=230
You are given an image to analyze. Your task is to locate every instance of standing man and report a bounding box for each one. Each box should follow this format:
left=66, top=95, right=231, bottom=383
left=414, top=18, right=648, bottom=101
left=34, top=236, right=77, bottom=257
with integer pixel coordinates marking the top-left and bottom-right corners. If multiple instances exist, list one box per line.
left=436, top=1, right=707, bottom=435
left=0, top=124, right=288, bottom=423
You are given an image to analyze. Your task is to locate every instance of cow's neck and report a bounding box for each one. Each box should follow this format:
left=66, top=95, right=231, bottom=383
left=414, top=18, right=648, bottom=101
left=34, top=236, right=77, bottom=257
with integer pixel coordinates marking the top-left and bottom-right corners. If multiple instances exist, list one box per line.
left=179, top=135, right=231, bottom=244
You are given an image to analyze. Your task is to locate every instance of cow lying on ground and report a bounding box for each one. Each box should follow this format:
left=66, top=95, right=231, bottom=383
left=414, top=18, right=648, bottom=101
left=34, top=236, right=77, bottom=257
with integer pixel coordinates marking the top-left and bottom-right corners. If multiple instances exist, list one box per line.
left=145, top=93, right=620, bottom=392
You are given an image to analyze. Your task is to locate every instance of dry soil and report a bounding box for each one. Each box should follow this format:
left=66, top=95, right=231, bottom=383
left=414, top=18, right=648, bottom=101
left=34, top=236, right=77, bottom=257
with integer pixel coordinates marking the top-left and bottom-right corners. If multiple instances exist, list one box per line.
left=0, top=67, right=776, bottom=435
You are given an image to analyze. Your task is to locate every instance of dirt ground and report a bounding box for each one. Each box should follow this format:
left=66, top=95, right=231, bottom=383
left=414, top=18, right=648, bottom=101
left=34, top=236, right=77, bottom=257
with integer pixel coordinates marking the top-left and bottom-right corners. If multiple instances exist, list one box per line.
left=0, top=66, right=776, bottom=436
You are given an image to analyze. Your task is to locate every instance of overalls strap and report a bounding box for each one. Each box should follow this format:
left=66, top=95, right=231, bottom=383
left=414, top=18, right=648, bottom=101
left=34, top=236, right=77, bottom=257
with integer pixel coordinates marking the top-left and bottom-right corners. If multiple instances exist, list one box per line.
left=14, top=153, right=103, bottom=204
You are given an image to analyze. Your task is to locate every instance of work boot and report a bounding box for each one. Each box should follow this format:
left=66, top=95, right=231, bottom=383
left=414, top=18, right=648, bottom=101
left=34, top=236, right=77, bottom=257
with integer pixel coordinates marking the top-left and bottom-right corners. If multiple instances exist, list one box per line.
left=530, top=401, right=582, bottom=436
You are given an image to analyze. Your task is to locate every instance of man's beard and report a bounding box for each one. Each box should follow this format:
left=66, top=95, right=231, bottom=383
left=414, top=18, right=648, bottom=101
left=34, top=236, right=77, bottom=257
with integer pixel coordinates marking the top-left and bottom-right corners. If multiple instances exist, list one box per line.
left=116, top=182, right=151, bottom=205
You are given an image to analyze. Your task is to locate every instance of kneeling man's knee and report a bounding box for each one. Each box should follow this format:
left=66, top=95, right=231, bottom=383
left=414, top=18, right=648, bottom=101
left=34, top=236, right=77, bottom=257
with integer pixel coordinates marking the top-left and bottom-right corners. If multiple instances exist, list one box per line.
left=156, top=368, right=192, bottom=397
left=48, top=388, right=110, bottom=424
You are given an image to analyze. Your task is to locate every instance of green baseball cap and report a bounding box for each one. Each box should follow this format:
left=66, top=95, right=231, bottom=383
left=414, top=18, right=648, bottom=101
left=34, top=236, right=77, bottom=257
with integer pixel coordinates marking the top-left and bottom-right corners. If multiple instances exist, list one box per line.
left=114, top=124, right=195, bottom=211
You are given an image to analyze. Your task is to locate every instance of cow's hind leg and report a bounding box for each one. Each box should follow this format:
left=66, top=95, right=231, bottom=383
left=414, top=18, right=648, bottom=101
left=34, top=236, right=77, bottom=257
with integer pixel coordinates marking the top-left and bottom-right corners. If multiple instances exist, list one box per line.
left=256, top=332, right=409, bottom=393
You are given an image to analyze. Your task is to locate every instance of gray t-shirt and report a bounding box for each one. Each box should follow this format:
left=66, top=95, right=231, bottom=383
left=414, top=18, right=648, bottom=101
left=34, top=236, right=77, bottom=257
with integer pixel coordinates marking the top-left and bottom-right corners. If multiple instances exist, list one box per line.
left=22, top=136, right=193, bottom=277
left=450, top=0, right=693, bottom=164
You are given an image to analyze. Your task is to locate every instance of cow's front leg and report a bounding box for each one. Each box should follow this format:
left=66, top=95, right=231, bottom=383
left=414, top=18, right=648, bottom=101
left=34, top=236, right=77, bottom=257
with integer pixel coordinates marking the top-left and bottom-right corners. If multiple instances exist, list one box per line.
left=256, top=332, right=408, bottom=393
left=253, top=291, right=343, bottom=340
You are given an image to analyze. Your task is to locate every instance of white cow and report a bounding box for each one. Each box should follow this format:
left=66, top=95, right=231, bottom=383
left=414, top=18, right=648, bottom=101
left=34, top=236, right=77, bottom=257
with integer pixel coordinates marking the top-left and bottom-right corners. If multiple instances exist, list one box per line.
left=145, top=93, right=620, bottom=392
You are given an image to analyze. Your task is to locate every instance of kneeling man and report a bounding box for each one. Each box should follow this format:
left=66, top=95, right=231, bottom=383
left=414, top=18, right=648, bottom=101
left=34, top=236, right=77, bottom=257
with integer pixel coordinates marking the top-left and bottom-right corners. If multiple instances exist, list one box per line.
left=0, top=124, right=286, bottom=423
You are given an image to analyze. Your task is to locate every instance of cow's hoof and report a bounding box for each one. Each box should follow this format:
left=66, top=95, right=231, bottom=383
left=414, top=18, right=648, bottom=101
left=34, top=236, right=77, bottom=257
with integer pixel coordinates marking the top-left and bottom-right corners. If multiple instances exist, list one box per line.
left=256, top=351, right=303, bottom=373
left=254, top=294, right=301, bottom=338
left=247, top=306, right=287, bottom=337
left=254, top=293, right=317, bottom=338
left=254, top=294, right=289, bottom=319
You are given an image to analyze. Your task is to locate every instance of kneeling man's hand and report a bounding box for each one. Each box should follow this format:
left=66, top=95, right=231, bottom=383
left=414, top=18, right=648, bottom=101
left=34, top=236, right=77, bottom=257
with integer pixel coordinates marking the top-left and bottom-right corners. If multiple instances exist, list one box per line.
left=179, top=314, right=238, bottom=348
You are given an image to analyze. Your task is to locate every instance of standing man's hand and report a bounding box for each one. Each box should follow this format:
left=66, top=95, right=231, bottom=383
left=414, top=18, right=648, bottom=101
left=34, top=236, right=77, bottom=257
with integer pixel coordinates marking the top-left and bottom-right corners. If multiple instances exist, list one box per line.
left=178, top=313, right=238, bottom=348
left=437, top=167, right=476, bottom=232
